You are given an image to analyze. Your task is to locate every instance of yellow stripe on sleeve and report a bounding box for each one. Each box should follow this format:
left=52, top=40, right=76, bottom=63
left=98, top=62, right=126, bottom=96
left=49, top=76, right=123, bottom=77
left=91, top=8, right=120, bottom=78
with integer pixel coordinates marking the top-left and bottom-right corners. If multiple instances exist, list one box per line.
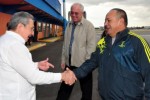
left=129, top=31, right=150, bottom=63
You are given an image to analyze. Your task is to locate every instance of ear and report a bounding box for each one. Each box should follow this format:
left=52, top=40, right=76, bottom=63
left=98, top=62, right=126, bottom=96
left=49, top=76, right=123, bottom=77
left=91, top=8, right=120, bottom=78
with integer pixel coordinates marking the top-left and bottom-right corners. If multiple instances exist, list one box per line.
left=17, top=23, right=24, bottom=29
left=118, top=18, right=124, bottom=25
left=15, top=23, right=24, bottom=33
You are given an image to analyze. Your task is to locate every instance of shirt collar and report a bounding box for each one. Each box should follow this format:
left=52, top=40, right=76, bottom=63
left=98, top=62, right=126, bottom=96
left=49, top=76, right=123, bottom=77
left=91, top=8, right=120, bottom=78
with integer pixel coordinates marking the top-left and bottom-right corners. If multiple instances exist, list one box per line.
left=6, top=31, right=26, bottom=44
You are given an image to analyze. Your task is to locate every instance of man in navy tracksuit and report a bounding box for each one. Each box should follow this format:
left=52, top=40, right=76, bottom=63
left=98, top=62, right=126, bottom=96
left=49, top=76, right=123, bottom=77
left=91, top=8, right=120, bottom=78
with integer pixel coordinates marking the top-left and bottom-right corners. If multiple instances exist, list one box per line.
left=69, top=8, right=150, bottom=99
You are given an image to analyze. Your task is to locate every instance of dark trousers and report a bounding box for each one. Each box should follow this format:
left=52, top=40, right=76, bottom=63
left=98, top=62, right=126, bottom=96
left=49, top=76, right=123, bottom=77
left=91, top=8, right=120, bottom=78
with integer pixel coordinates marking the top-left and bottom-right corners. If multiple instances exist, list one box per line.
left=56, top=66, right=93, bottom=100
left=56, top=55, right=93, bottom=100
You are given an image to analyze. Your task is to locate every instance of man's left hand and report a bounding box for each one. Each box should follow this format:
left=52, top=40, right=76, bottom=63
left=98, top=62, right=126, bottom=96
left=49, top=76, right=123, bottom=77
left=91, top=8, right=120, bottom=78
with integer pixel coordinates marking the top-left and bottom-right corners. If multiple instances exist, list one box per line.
left=38, top=58, right=54, bottom=71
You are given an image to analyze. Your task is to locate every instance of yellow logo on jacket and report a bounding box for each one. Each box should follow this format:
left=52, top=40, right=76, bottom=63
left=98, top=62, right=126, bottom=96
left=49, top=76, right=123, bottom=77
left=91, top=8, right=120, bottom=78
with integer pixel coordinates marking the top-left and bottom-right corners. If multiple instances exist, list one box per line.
left=97, top=38, right=106, bottom=54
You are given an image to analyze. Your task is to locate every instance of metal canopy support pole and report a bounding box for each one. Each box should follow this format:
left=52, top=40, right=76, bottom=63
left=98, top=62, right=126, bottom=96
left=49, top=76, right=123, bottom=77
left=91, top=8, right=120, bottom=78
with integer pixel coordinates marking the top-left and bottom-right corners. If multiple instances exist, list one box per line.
left=63, top=0, right=67, bottom=35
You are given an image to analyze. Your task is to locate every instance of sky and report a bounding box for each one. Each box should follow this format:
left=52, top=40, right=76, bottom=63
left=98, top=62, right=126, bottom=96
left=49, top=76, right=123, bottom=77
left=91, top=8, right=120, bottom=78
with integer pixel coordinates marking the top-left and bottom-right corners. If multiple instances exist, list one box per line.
left=59, top=0, right=150, bottom=27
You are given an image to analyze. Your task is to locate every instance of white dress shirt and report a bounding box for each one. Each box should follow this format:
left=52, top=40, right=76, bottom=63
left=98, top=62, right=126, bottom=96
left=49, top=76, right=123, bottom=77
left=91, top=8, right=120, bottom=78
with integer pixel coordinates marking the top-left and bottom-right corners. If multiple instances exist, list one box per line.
left=0, top=31, right=61, bottom=100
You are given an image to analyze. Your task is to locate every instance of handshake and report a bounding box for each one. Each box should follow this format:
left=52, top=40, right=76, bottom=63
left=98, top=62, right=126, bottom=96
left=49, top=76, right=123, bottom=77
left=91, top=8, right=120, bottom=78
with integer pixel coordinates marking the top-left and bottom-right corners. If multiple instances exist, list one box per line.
left=61, top=68, right=77, bottom=85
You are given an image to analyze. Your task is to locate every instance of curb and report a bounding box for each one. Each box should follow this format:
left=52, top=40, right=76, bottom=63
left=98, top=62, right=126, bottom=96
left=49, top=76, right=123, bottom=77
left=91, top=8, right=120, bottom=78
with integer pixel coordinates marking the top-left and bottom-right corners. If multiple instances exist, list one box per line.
left=28, top=43, right=46, bottom=51
left=27, top=36, right=63, bottom=51
left=38, top=37, right=62, bottom=42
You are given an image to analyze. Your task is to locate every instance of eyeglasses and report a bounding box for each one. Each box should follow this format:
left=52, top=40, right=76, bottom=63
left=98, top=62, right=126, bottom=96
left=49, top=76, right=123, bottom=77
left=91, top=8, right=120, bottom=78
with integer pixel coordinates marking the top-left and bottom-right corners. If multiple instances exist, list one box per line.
left=70, top=11, right=79, bottom=16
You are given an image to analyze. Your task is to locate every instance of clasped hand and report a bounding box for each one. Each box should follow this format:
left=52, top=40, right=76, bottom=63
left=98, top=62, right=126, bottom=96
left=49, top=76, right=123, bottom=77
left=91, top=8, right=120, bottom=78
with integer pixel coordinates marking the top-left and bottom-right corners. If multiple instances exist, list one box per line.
left=61, top=68, right=77, bottom=85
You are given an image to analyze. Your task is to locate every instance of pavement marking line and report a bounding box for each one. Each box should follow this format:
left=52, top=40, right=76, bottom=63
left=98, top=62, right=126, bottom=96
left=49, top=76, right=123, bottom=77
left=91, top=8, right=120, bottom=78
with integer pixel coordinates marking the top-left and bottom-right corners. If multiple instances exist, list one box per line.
left=38, top=37, right=62, bottom=42
left=28, top=43, right=46, bottom=51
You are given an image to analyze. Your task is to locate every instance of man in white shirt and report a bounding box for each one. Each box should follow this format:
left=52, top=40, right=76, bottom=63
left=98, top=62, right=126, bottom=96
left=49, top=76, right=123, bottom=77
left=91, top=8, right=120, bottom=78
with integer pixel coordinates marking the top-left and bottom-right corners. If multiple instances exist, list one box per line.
left=0, top=11, right=76, bottom=100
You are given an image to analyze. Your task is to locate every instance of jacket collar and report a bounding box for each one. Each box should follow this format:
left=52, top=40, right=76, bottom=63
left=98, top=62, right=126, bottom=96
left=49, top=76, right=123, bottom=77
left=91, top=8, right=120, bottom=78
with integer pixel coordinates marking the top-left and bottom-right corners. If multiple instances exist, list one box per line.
left=115, top=28, right=129, bottom=41
left=106, top=28, right=129, bottom=45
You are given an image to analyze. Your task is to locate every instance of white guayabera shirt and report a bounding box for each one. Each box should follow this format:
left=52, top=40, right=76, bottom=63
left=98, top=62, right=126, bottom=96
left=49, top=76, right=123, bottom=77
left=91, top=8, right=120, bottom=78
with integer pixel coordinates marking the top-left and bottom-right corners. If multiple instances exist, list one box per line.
left=0, top=31, right=61, bottom=100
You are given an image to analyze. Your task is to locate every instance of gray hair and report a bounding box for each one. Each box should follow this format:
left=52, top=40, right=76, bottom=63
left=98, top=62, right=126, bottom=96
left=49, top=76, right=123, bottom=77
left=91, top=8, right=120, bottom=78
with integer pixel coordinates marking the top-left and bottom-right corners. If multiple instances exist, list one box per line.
left=7, top=11, right=34, bottom=30
left=71, top=3, right=84, bottom=12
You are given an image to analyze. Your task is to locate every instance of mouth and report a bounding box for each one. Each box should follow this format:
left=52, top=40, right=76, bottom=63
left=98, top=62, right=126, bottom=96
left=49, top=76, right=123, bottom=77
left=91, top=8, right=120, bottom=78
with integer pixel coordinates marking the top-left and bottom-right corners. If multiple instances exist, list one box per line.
left=104, top=27, right=110, bottom=35
left=104, top=25, right=110, bottom=31
left=104, top=28, right=109, bottom=32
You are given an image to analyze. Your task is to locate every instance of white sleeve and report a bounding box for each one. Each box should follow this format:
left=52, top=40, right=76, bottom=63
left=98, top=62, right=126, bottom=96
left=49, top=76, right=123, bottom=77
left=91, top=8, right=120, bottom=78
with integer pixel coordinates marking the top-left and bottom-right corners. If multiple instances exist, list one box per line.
left=6, top=43, right=61, bottom=85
